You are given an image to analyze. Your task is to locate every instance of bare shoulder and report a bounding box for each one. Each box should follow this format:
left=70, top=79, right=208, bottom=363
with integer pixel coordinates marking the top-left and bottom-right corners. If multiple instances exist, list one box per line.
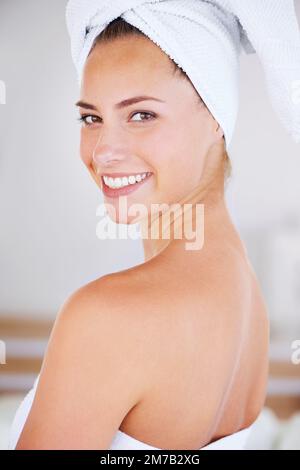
left=15, top=274, right=153, bottom=449
left=86, top=271, right=166, bottom=356
left=50, top=273, right=157, bottom=387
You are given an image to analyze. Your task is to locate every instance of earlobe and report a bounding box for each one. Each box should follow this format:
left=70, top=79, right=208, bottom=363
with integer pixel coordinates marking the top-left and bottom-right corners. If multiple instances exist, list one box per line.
left=215, top=123, right=224, bottom=139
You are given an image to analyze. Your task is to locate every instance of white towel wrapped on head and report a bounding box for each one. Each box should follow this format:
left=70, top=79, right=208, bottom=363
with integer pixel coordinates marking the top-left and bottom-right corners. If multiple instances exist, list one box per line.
left=66, top=0, right=300, bottom=147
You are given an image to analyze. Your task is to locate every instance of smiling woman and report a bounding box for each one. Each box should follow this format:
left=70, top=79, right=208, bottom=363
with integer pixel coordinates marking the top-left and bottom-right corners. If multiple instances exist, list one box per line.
left=76, top=21, right=231, bottom=245
left=9, top=0, right=300, bottom=451
left=81, top=16, right=232, bottom=185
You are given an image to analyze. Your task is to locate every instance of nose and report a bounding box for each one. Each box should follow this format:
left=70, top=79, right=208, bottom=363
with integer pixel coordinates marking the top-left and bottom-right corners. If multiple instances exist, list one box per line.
left=92, top=129, right=127, bottom=173
left=92, top=147, right=124, bottom=170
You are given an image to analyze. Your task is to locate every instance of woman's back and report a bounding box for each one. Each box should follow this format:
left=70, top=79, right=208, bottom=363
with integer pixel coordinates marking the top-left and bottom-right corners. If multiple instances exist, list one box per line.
left=112, top=231, right=269, bottom=450
left=9, top=229, right=269, bottom=450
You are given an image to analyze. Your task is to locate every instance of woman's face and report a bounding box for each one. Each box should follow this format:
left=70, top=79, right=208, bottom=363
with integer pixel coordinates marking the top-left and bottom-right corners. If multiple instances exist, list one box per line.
left=77, top=35, right=222, bottom=224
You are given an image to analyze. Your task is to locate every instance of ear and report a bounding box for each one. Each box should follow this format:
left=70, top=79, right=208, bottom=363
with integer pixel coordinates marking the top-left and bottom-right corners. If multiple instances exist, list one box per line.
left=215, top=122, right=224, bottom=140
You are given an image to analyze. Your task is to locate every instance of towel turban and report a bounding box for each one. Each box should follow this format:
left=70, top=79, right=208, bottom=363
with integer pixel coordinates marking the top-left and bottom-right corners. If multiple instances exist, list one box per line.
left=66, top=0, right=300, bottom=147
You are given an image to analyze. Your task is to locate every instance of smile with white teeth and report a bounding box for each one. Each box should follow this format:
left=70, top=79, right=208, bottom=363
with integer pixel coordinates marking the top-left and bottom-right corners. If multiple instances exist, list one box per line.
left=102, top=172, right=151, bottom=189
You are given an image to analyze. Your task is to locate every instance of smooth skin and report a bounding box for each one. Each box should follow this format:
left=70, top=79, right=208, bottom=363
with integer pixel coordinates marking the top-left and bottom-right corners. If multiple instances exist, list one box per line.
left=16, top=35, right=269, bottom=450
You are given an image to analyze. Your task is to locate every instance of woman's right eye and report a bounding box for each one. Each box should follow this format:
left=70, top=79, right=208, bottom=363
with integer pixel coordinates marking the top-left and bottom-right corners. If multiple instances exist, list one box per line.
left=77, top=115, right=101, bottom=126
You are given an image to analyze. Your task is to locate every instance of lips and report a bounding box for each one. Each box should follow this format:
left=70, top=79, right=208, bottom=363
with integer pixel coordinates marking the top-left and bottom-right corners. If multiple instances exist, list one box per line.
left=101, top=173, right=153, bottom=198
left=102, top=172, right=151, bottom=178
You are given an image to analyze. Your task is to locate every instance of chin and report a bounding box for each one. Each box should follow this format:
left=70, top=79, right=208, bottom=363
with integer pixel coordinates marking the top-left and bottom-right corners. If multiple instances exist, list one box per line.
left=104, top=195, right=152, bottom=224
left=106, top=206, right=142, bottom=226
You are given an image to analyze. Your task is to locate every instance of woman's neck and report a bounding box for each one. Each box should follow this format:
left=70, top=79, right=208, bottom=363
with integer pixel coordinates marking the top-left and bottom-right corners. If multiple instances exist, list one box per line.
left=141, top=189, right=238, bottom=263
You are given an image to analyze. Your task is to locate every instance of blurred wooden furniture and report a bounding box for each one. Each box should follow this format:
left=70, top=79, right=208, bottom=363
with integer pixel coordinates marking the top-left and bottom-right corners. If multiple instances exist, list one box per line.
left=0, top=316, right=53, bottom=393
left=266, top=359, right=300, bottom=419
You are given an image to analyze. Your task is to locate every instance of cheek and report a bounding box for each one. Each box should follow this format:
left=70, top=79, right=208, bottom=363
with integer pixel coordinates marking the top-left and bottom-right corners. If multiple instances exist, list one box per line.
left=146, top=122, right=186, bottom=166
left=80, top=129, right=97, bottom=169
left=174, top=117, right=211, bottom=175
left=156, top=124, right=205, bottom=177
left=152, top=125, right=209, bottom=199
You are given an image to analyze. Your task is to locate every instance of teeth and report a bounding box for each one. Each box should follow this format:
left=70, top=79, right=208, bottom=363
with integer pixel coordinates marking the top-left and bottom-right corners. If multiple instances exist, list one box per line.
left=103, top=172, right=150, bottom=189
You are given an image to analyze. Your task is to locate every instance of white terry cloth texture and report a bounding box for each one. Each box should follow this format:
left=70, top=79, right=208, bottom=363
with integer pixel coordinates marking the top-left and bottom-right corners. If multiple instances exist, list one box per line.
left=66, top=0, right=300, bottom=147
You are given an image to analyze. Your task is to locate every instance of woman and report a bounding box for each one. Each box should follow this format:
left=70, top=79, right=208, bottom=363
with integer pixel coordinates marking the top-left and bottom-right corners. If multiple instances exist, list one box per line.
left=9, top=0, right=300, bottom=450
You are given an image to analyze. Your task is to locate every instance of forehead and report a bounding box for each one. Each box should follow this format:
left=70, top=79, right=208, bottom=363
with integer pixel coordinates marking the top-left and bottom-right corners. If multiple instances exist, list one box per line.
left=81, top=36, right=176, bottom=93
left=80, top=35, right=199, bottom=109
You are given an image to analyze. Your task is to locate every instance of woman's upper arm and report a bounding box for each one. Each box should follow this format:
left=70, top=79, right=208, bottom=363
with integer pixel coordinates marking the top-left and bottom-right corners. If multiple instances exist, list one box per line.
left=16, top=278, right=146, bottom=449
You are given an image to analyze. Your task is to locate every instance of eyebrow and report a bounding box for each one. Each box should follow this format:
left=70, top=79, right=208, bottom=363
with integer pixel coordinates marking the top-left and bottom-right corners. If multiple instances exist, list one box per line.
left=75, top=95, right=165, bottom=110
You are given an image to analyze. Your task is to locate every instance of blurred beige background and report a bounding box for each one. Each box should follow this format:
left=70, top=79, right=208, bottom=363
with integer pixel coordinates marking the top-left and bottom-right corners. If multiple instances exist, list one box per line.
left=0, top=0, right=300, bottom=450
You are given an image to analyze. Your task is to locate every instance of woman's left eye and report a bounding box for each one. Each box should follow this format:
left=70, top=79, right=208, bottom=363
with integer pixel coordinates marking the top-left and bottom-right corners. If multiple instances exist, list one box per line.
left=130, top=111, right=156, bottom=122
left=77, top=115, right=100, bottom=126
